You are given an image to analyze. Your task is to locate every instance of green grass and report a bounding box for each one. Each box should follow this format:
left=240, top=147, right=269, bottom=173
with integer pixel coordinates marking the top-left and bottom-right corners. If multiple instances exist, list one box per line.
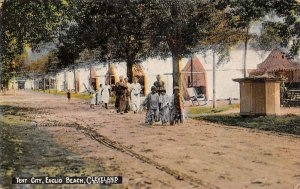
left=33, top=89, right=92, bottom=100
left=194, top=114, right=300, bottom=135
left=189, top=104, right=240, bottom=115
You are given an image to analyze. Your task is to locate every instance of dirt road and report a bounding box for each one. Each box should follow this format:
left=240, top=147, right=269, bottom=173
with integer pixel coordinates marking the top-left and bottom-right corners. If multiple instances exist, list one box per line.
left=1, top=90, right=299, bottom=189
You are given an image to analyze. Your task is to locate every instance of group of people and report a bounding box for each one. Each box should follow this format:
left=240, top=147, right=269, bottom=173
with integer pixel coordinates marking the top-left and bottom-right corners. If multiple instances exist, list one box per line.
left=90, top=82, right=111, bottom=109
left=89, top=74, right=184, bottom=125
left=90, top=75, right=142, bottom=114
left=143, top=75, right=184, bottom=125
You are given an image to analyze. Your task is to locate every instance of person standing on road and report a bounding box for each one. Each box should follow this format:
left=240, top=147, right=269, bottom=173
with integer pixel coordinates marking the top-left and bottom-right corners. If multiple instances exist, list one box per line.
left=131, top=76, right=142, bottom=113
left=114, top=81, right=121, bottom=113
left=96, top=84, right=103, bottom=105
left=143, top=86, right=159, bottom=125
left=170, top=86, right=185, bottom=124
left=67, top=90, right=71, bottom=102
left=90, top=92, right=96, bottom=109
left=153, top=74, right=165, bottom=95
left=124, top=77, right=131, bottom=113
left=101, top=82, right=111, bottom=109
left=118, top=76, right=128, bottom=114
left=159, top=89, right=170, bottom=125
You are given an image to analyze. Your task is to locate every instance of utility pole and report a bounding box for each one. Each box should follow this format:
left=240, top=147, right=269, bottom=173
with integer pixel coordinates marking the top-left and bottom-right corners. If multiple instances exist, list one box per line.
left=243, top=27, right=249, bottom=78
left=190, top=56, right=193, bottom=87
left=12, top=60, right=16, bottom=96
left=212, top=48, right=216, bottom=108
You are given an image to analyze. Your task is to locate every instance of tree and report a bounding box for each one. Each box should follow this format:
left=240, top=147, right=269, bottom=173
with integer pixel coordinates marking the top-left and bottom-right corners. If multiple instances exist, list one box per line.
left=147, top=0, right=244, bottom=88
left=257, top=1, right=300, bottom=58
left=74, top=0, right=150, bottom=82
left=231, top=0, right=300, bottom=68
left=0, top=0, right=72, bottom=86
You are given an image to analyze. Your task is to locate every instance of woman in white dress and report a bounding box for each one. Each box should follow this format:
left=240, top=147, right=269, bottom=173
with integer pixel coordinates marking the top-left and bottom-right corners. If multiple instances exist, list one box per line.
left=101, top=82, right=111, bottom=109
left=96, top=84, right=103, bottom=105
left=131, top=76, right=142, bottom=113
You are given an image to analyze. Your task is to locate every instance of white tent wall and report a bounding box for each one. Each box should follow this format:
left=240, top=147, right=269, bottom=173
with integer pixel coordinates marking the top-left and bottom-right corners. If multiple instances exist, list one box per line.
left=77, top=67, right=90, bottom=92
left=183, top=49, right=270, bottom=100
left=66, top=70, right=74, bottom=91
left=24, top=79, right=34, bottom=89
left=95, top=63, right=108, bottom=86
left=51, top=49, right=270, bottom=99
left=56, top=72, right=65, bottom=91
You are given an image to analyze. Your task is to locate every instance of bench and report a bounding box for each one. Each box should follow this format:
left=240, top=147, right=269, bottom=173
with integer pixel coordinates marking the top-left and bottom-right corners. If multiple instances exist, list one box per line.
left=283, top=89, right=300, bottom=107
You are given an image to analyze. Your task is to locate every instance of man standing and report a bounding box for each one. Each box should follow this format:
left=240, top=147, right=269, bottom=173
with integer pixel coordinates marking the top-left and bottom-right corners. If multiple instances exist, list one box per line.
left=114, top=81, right=121, bottom=113
left=124, top=77, right=131, bottom=113
left=153, top=74, right=165, bottom=95
left=131, top=76, right=142, bottom=113
left=101, top=82, right=111, bottom=109
left=118, top=76, right=128, bottom=114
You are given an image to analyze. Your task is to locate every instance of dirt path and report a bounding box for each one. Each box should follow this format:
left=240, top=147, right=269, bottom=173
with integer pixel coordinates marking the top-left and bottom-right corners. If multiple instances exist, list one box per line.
left=1, top=90, right=300, bottom=189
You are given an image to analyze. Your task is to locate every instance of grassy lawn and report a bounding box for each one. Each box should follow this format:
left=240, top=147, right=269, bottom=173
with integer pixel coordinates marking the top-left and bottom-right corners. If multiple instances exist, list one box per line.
left=194, top=114, right=300, bottom=135
left=33, top=89, right=118, bottom=103
left=33, top=89, right=92, bottom=100
left=189, top=104, right=240, bottom=115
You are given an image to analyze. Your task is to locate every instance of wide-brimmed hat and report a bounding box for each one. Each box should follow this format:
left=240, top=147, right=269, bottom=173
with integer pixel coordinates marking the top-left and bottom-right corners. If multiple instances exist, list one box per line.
left=151, top=86, right=157, bottom=91
left=173, top=86, right=179, bottom=90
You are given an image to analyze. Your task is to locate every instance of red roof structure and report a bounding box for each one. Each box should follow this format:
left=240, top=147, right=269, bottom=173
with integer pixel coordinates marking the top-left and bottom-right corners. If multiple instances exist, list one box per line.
left=257, top=49, right=300, bottom=72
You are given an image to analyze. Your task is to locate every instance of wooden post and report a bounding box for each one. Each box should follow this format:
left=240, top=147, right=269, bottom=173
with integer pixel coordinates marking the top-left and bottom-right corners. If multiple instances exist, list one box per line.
left=190, top=56, right=193, bottom=87
left=213, top=49, right=216, bottom=108
left=243, top=27, right=249, bottom=78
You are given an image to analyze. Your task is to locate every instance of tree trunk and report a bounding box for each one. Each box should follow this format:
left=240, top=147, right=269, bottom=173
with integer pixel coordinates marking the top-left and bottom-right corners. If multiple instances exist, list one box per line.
left=243, top=27, right=250, bottom=78
left=126, top=61, right=134, bottom=83
left=212, top=49, right=216, bottom=109
left=172, top=53, right=181, bottom=88
left=43, top=77, right=46, bottom=91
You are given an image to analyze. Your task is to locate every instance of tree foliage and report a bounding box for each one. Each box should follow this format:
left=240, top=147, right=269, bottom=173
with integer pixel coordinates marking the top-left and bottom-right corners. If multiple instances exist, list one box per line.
left=0, top=0, right=71, bottom=84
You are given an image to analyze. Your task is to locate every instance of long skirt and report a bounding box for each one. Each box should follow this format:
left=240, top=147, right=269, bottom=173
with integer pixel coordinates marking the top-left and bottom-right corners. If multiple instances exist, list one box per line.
left=131, top=94, right=140, bottom=112
left=119, top=95, right=127, bottom=112
left=115, top=95, right=120, bottom=109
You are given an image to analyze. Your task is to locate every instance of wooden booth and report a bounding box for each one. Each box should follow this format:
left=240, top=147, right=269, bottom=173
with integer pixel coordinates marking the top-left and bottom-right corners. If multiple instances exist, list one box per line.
left=233, top=77, right=282, bottom=116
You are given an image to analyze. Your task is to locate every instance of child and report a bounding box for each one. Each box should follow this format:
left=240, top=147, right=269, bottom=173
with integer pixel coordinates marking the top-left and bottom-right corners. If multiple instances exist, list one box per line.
left=90, top=92, right=96, bottom=109
left=67, top=90, right=71, bottom=102
left=143, top=86, right=159, bottom=125
left=170, top=86, right=185, bottom=125
left=159, top=89, right=170, bottom=125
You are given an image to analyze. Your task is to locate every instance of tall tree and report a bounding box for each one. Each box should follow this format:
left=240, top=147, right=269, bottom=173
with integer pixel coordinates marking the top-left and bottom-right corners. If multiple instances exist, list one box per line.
left=230, top=0, right=273, bottom=78
left=147, top=0, right=244, bottom=88
left=74, top=0, right=150, bottom=82
left=0, top=0, right=71, bottom=86
left=257, top=1, right=300, bottom=58
left=231, top=0, right=300, bottom=67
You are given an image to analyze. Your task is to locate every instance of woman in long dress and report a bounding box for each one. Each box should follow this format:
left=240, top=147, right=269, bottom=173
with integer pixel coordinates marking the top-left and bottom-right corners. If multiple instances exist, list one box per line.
left=101, top=82, right=111, bottom=109
left=131, top=76, right=142, bottom=113
left=96, top=84, right=103, bottom=105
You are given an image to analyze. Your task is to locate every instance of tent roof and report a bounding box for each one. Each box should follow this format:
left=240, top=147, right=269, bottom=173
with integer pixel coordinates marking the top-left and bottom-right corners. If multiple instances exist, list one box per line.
left=257, top=49, right=300, bottom=72
left=182, top=56, right=206, bottom=73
